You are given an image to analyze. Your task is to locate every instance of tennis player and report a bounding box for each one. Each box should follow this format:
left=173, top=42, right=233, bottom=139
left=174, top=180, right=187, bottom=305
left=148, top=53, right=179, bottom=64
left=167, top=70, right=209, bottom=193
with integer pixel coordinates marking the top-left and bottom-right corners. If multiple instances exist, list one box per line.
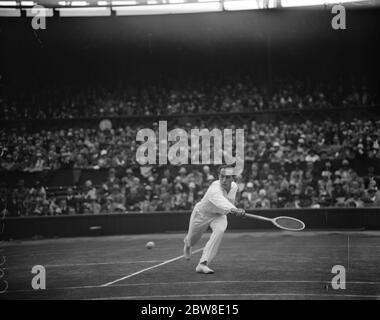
left=183, top=165, right=245, bottom=274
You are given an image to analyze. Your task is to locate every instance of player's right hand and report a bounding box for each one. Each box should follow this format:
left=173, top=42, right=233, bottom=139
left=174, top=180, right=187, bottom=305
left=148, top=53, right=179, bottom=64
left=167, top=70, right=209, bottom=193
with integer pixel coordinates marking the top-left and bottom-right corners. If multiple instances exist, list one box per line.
left=230, top=208, right=245, bottom=217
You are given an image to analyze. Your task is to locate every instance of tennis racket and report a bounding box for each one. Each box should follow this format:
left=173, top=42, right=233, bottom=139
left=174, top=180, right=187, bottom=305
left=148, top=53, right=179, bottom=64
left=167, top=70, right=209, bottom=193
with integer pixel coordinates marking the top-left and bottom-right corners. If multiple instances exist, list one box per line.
left=244, top=213, right=305, bottom=231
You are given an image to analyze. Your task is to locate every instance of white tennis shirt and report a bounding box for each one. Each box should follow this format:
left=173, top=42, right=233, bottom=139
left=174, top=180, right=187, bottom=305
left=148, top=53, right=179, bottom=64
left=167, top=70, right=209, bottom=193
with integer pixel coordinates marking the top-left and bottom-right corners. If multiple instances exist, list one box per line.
left=196, top=180, right=238, bottom=215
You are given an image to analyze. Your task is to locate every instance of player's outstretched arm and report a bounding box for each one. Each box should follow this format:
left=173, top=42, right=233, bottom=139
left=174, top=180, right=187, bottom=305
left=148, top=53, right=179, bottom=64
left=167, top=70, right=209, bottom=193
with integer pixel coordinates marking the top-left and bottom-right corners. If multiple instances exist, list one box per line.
left=207, top=184, right=237, bottom=214
left=229, top=208, right=246, bottom=217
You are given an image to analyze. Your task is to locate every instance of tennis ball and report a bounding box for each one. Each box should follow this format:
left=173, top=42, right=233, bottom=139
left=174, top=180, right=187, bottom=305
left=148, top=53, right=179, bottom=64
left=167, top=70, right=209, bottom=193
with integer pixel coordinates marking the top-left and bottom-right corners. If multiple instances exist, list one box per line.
left=146, top=241, right=155, bottom=249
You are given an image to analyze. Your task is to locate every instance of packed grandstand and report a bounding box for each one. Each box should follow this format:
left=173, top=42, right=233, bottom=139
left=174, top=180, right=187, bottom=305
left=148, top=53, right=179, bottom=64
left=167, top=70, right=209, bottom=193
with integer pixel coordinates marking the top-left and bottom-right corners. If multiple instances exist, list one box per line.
left=1, top=74, right=380, bottom=216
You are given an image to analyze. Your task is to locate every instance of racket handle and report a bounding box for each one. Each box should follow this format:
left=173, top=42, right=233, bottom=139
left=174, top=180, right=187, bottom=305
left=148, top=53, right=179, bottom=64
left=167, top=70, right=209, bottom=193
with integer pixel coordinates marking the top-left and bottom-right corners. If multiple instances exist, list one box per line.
left=244, top=213, right=272, bottom=222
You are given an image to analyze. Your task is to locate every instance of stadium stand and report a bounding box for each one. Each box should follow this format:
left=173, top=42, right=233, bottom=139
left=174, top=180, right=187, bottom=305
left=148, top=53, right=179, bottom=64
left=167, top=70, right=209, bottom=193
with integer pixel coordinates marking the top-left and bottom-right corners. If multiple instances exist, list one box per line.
left=1, top=76, right=380, bottom=217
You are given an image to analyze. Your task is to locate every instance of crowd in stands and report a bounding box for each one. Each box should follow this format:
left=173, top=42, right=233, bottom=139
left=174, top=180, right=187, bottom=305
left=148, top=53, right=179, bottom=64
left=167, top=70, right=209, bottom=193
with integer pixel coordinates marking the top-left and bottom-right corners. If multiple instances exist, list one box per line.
left=1, top=76, right=377, bottom=120
left=1, top=118, right=380, bottom=173
left=1, top=75, right=380, bottom=215
left=2, top=157, right=380, bottom=217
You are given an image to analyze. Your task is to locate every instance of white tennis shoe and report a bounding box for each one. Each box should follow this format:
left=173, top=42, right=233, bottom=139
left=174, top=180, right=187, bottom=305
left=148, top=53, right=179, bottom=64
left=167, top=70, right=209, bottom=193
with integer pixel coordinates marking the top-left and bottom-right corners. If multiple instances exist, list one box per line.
left=183, top=243, right=192, bottom=260
left=195, top=264, right=214, bottom=274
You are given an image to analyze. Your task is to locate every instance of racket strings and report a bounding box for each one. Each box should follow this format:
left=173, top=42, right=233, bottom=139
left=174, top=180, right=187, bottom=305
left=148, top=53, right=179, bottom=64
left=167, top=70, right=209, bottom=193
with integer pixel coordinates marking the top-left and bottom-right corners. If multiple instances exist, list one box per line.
left=274, top=217, right=305, bottom=231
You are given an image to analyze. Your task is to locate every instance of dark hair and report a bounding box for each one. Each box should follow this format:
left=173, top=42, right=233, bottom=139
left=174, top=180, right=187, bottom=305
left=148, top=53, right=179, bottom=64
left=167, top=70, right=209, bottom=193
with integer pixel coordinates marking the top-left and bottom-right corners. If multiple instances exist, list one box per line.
left=218, top=165, right=236, bottom=175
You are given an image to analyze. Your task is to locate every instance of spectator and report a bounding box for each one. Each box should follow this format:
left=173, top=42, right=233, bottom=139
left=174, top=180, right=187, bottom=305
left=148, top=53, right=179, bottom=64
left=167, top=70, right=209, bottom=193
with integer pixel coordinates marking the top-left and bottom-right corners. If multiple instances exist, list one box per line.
left=58, top=199, right=69, bottom=215
left=186, top=182, right=198, bottom=209
left=252, top=189, right=271, bottom=208
left=83, top=180, right=97, bottom=209
left=290, top=162, right=304, bottom=182
left=345, top=190, right=364, bottom=208
left=177, top=167, right=189, bottom=185
left=109, top=184, right=126, bottom=212
left=29, top=152, right=46, bottom=172
left=97, top=150, right=111, bottom=168
left=318, top=171, right=333, bottom=198
left=335, top=159, right=352, bottom=184
left=305, top=149, right=320, bottom=163
left=331, top=179, right=347, bottom=207
left=126, top=177, right=144, bottom=209
left=171, top=187, right=187, bottom=210
left=264, top=175, right=278, bottom=204
left=202, top=166, right=214, bottom=184
left=121, top=168, right=135, bottom=189
left=66, top=187, right=78, bottom=214
left=363, top=167, right=380, bottom=189
left=106, top=168, right=120, bottom=190
left=244, top=182, right=259, bottom=203
left=362, top=181, right=380, bottom=207
left=11, top=180, right=29, bottom=216
left=258, top=163, right=272, bottom=181
left=270, top=141, right=284, bottom=163
left=235, top=175, right=246, bottom=193
left=49, top=198, right=62, bottom=215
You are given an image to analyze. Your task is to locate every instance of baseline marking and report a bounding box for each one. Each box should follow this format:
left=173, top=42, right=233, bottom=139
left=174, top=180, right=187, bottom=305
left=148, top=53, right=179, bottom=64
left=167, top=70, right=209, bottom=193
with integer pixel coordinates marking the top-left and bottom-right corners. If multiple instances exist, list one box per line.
left=91, top=293, right=380, bottom=300
left=6, top=279, right=380, bottom=294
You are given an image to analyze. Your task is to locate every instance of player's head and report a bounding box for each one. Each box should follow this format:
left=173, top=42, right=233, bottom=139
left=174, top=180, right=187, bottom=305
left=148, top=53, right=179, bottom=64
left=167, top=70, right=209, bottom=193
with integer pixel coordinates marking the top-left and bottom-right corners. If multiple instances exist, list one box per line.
left=219, top=165, right=235, bottom=191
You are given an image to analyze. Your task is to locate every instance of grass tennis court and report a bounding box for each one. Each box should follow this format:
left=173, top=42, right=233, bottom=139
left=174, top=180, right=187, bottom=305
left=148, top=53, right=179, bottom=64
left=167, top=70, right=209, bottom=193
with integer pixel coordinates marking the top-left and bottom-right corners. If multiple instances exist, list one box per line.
left=2, top=230, right=380, bottom=300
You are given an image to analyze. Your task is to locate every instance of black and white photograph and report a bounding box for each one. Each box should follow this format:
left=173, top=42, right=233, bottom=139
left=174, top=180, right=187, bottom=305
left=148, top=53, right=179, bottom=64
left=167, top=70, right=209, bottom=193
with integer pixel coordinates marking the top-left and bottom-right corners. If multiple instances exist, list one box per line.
left=1, top=0, right=380, bottom=304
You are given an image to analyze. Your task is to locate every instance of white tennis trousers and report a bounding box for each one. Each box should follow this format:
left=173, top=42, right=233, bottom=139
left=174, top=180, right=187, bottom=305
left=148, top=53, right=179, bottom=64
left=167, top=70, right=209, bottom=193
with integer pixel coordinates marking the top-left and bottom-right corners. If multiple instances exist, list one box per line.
left=184, top=205, right=228, bottom=266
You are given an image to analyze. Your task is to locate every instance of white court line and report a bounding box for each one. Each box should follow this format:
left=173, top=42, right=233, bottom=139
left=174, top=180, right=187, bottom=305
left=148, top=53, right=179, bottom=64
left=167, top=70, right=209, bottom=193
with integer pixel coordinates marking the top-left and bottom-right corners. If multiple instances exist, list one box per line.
left=6, top=279, right=380, bottom=294
left=91, top=293, right=380, bottom=300
left=5, top=260, right=163, bottom=270
left=101, top=247, right=204, bottom=287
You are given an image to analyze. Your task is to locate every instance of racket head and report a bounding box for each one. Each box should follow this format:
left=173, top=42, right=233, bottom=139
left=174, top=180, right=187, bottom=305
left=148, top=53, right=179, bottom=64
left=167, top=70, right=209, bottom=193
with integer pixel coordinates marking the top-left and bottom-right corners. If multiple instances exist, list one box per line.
left=272, top=216, right=305, bottom=231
